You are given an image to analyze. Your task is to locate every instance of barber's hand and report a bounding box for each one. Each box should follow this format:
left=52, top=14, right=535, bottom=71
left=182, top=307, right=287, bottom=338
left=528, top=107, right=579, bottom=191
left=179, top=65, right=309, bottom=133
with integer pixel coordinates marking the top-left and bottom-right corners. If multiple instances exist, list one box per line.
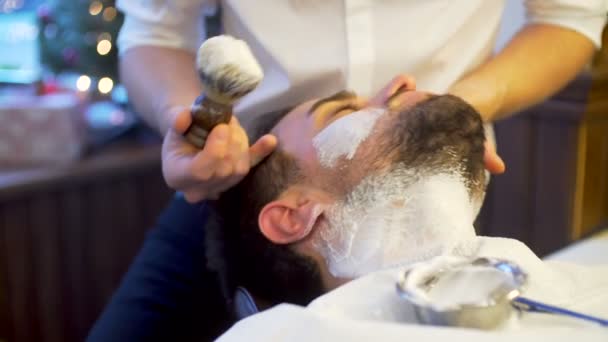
left=374, top=74, right=506, bottom=175
left=483, top=140, right=505, bottom=175
left=448, top=80, right=506, bottom=175
left=162, top=106, right=278, bottom=203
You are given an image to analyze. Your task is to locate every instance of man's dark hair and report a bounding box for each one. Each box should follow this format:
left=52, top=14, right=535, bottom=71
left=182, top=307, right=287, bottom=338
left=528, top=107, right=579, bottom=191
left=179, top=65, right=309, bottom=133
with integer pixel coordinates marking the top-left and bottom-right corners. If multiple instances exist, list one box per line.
left=206, top=95, right=487, bottom=310
left=387, top=94, right=487, bottom=195
left=207, top=108, right=325, bottom=309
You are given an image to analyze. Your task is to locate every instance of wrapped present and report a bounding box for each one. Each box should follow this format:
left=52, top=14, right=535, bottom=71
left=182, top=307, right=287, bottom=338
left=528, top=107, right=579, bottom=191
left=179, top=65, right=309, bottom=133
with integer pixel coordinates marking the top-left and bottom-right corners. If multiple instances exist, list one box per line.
left=0, top=92, right=86, bottom=165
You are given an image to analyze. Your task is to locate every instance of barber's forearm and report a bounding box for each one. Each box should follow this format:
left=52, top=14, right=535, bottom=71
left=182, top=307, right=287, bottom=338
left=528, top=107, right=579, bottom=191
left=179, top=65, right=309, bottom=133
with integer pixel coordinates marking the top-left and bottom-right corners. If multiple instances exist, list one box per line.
left=450, top=24, right=596, bottom=122
left=120, top=46, right=203, bottom=135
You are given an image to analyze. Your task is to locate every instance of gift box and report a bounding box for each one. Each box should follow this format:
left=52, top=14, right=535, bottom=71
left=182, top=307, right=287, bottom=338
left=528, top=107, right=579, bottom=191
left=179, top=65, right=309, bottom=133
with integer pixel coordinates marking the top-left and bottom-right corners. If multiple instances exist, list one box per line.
left=0, top=92, right=86, bottom=166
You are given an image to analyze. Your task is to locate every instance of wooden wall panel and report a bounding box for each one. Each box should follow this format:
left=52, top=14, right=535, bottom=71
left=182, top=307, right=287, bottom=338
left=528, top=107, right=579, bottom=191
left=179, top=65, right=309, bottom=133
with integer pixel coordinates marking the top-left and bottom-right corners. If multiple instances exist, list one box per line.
left=531, top=115, right=579, bottom=255
left=573, top=58, right=608, bottom=238
left=479, top=116, right=535, bottom=244
left=479, top=26, right=608, bottom=253
left=0, top=142, right=173, bottom=342
left=477, top=76, right=591, bottom=256
left=59, top=189, right=88, bottom=342
left=575, top=113, right=608, bottom=236
left=30, top=194, right=64, bottom=342
left=1, top=202, right=40, bottom=342
left=571, top=23, right=608, bottom=239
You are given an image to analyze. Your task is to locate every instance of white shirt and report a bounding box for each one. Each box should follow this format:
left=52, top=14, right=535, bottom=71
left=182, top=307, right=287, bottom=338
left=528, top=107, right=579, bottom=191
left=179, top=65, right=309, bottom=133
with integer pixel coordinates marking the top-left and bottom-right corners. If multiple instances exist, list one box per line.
left=217, top=236, right=608, bottom=341
left=116, top=0, right=607, bottom=127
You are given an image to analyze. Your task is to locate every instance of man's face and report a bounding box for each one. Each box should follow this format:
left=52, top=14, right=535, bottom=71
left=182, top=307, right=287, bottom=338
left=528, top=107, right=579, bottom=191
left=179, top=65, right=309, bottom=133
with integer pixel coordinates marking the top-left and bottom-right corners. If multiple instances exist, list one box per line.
left=271, top=86, right=432, bottom=195
left=262, top=77, right=485, bottom=282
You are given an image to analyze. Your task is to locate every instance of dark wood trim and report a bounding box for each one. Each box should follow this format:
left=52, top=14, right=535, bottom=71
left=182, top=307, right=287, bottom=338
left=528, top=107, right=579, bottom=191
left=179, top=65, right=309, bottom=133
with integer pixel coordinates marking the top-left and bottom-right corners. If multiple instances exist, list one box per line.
left=572, top=26, right=608, bottom=239
left=0, top=140, right=173, bottom=342
left=478, top=24, right=608, bottom=254
left=0, top=143, right=162, bottom=201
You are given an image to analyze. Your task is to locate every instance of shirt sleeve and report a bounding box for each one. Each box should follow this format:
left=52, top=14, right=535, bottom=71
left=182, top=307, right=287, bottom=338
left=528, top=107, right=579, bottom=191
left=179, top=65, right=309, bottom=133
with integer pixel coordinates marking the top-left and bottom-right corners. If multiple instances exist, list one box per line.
left=116, top=0, right=215, bottom=54
left=525, top=0, right=608, bottom=47
left=86, top=194, right=230, bottom=342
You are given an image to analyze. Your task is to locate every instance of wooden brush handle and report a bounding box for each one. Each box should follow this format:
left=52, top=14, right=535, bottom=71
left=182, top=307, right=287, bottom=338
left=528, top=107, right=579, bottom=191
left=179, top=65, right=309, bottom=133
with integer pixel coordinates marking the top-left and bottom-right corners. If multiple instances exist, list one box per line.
left=184, top=94, right=233, bottom=148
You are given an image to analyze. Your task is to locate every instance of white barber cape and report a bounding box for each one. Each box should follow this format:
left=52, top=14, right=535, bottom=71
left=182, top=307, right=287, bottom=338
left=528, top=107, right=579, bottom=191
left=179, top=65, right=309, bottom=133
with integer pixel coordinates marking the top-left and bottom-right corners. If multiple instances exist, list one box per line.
left=218, top=237, right=608, bottom=341
left=117, top=0, right=607, bottom=128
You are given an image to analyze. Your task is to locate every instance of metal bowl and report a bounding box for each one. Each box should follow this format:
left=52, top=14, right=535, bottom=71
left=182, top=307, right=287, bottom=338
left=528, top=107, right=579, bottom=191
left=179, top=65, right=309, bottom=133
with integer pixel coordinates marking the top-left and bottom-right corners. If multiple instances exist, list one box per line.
left=396, top=257, right=528, bottom=330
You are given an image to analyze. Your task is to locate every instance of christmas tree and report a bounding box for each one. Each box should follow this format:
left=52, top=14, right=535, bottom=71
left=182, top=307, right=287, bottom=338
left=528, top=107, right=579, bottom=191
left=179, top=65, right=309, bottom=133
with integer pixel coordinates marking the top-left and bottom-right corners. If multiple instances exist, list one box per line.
left=38, top=0, right=123, bottom=94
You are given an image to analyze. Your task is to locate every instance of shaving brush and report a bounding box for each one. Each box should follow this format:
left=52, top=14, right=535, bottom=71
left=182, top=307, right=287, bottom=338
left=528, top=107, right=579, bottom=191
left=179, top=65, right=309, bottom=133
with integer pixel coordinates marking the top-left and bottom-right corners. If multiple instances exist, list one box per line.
left=184, top=35, right=264, bottom=148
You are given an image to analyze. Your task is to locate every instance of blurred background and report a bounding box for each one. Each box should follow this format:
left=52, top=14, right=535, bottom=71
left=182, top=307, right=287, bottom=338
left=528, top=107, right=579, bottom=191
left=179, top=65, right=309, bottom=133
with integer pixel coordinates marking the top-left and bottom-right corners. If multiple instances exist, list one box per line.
left=0, top=2, right=173, bottom=342
left=0, top=1, right=606, bottom=342
left=0, top=0, right=138, bottom=162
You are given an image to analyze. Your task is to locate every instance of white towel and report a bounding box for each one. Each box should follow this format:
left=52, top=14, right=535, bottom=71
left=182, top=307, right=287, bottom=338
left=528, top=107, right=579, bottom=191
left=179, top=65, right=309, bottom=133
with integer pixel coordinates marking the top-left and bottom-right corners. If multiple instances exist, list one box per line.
left=218, top=237, right=608, bottom=341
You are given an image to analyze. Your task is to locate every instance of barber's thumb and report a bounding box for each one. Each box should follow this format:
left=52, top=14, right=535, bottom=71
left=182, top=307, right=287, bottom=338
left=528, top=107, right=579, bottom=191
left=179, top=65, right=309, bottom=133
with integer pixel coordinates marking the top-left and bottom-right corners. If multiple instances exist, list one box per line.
left=483, top=140, right=506, bottom=175
left=170, top=107, right=192, bottom=135
left=249, top=134, right=278, bottom=167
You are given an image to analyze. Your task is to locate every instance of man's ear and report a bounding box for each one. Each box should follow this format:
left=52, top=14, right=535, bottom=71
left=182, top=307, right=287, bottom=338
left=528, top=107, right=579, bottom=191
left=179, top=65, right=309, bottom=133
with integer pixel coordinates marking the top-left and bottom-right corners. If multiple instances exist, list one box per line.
left=258, top=193, right=325, bottom=244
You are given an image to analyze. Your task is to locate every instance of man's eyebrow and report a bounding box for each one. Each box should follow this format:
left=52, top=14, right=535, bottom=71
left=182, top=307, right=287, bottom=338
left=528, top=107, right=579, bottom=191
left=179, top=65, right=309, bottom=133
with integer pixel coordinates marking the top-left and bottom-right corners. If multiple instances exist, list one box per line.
left=308, top=90, right=357, bottom=116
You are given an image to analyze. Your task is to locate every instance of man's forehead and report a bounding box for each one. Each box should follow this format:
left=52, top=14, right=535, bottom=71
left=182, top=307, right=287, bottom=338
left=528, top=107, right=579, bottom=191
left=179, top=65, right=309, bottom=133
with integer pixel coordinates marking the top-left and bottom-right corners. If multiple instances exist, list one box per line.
left=270, top=99, right=315, bottom=135
left=244, top=106, right=301, bottom=143
left=272, top=90, right=359, bottom=133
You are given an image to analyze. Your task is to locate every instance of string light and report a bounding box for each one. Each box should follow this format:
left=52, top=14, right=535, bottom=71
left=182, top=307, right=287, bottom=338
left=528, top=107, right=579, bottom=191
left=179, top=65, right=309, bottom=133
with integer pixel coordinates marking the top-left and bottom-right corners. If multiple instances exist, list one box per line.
left=102, top=7, right=117, bottom=21
left=76, top=75, right=92, bottom=92
left=97, top=39, right=112, bottom=55
left=89, top=1, right=103, bottom=16
left=98, top=77, right=114, bottom=94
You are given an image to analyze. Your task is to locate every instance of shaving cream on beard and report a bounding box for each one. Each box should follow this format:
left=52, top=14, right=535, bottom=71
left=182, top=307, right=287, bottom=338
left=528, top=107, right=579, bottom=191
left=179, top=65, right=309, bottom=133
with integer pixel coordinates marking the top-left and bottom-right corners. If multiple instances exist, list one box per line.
left=314, top=168, right=480, bottom=278
left=312, top=108, right=384, bottom=168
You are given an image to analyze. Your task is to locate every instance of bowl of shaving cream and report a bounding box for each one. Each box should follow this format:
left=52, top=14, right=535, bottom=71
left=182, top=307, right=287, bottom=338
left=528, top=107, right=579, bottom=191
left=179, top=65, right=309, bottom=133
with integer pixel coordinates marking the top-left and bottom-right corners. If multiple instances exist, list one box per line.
left=396, top=256, right=528, bottom=330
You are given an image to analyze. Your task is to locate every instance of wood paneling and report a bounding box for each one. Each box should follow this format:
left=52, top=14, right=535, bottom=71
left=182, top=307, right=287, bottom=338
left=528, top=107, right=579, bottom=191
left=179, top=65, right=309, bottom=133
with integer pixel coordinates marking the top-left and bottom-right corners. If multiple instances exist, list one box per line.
left=477, top=81, right=589, bottom=256
left=1, top=201, right=40, bottom=342
left=0, top=141, right=173, bottom=342
left=573, top=26, right=608, bottom=239
left=479, top=25, right=608, bottom=255
left=479, top=115, right=535, bottom=244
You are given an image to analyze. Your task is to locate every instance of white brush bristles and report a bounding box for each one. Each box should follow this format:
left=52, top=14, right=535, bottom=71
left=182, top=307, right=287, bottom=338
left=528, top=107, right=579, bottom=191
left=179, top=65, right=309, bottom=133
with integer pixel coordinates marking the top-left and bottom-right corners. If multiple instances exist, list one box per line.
left=196, top=35, right=264, bottom=100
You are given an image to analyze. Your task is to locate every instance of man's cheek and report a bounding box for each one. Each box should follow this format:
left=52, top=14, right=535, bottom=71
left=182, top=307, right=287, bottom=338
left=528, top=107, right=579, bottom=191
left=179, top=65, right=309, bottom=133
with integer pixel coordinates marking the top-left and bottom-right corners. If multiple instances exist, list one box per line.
left=312, top=108, right=384, bottom=169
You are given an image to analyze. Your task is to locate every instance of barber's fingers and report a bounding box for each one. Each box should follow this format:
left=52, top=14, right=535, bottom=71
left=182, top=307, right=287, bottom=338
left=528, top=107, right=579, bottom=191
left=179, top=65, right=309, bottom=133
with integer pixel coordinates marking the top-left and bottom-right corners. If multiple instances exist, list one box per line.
left=163, top=114, right=278, bottom=202
left=189, top=116, right=254, bottom=181
left=214, top=120, right=245, bottom=179
left=192, top=119, right=247, bottom=180
left=483, top=140, right=506, bottom=175
left=222, top=116, right=254, bottom=175
left=371, top=74, right=417, bottom=107
left=183, top=167, right=241, bottom=203
left=191, top=123, right=230, bottom=179
left=183, top=187, right=220, bottom=203
left=181, top=170, right=232, bottom=203
left=183, top=191, right=207, bottom=204
left=388, top=74, right=417, bottom=93
left=170, top=106, right=193, bottom=134
left=249, top=134, right=278, bottom=167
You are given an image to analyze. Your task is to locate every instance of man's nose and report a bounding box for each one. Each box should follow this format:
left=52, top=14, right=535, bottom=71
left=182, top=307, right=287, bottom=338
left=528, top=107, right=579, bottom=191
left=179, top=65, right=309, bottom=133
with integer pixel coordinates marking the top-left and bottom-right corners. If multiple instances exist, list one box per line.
left=369, top=75, right=417, bottom=108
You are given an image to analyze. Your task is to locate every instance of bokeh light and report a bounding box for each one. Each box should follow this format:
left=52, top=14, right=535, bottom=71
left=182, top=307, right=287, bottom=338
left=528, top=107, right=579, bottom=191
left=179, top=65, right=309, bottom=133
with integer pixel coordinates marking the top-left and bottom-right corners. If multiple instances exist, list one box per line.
left=96, top=39, right=112, bottom=55
left=98, top=77, right=114, bottom=94
left=102, top=7, right=117, bottom=21
left=89, top=1, right=103, bottom=16
left=76, top=75, right=91, bottom=92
